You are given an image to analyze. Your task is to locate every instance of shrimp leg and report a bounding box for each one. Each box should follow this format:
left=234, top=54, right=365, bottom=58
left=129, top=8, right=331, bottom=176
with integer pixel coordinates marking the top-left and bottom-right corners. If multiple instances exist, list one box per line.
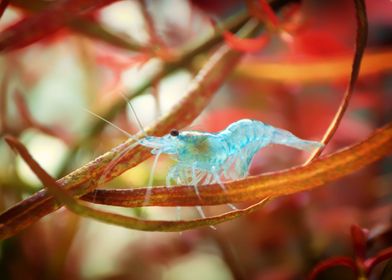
left=270, top=126, right=323, bottom=151
left=211, top=168, right=237, bottom=210
left=143, top=151, right=162, bottom=206
left=191, top=165, right=208, bottom=219
left=166, top=167, right=182, bottom=221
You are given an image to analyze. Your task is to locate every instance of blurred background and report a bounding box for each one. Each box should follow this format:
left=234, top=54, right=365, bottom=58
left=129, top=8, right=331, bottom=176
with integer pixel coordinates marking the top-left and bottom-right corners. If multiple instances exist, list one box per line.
left=0, top=0, right=391, bottom=279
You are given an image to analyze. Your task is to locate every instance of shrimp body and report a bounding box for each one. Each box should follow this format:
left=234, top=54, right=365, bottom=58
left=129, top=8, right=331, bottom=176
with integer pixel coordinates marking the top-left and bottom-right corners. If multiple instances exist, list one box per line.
left=90, top=107, right=322, bottom=217
left=139, top=119, right=322, bottom=219
left=140, top=119, right=322, bottom=185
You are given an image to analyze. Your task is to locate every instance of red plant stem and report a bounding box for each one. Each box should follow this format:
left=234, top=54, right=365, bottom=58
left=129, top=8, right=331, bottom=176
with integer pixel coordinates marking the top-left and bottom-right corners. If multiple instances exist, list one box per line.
left=365, top=247, right=392, bottom=276
left=0, top=0, right=120, bottom=52
left=258, top=0, right=280, bottom=27
left=223, top=30, right=269, bottom=53
left=138, top=0, right=165, bottom=48
left=307, top=257, right=357, bottom=280
left=304, top=0, right=368, bottom=164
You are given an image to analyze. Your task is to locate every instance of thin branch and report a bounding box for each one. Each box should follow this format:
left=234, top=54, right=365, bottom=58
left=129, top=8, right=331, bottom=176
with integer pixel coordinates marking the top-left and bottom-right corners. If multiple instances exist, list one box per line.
left=13, top=91, right=73, bottom=145
left=304, top=0, right=368, bottom=164
left=365, top=248, right=392, bottom=276
left=137, top=0, right=167, bottom=48
left=307, top=257, right=357, bottom=280
left=11, top=0, right=146, bottom=52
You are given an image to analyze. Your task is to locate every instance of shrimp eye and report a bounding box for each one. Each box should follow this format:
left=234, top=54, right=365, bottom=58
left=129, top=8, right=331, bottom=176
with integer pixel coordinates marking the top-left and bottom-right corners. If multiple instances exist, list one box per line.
left=170, top=129, right=179, bottom=137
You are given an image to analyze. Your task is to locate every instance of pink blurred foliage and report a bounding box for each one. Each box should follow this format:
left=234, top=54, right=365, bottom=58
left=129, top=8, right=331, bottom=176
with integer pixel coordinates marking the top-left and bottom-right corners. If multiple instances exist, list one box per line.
left=0, top=0, right=391, bottom=279
left=1, top=0, right=118, bottom=52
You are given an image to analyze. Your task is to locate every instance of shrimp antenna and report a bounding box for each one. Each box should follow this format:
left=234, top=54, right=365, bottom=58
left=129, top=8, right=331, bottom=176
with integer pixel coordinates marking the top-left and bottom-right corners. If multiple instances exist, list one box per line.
left=119, top=91, right=147, bottom=137
left=84, top=108, right=138, bottom=141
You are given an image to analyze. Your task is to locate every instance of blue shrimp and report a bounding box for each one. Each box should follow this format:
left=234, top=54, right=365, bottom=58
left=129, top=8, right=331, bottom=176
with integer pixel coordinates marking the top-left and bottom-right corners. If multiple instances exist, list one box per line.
left=139, top=119, right=323, bottom=218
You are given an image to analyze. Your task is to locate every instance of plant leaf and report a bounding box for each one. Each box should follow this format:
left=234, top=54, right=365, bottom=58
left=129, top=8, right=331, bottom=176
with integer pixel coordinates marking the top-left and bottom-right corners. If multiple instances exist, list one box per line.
left=1, top=0, right=119, bottom=52
left=223, top=30, right=269, bottom=53
left=11, top=0, right=144, bottom=52
left=258, top=0, right=280, bottom=27
left=365, top=247, right=392, bottom=276
left=307, top=257, right=357, bottom=280
left=351, top=224, right=368, bottom=262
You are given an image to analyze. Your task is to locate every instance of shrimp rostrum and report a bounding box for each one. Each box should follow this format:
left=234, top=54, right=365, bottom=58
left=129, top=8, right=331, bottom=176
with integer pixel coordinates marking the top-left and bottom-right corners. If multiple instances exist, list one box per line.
left=140, top=119, right=323, bottom=217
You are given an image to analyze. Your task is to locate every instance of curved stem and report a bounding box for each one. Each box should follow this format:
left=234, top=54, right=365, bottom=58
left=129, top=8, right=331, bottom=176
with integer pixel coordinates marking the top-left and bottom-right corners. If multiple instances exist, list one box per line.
left=304, top=0, right=368, bottom=164
left=307, top=257, right=357, bottom=280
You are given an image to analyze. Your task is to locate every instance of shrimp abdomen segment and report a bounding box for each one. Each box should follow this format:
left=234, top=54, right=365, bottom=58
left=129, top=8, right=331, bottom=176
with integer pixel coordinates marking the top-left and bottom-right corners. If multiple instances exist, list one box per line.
left=220, top=119, right=271, bottom=154
left=216, top=120, right=322, bottom=177
left=269, top=127, right=323, bottom=152
left=221, top=119, right=322, bottom=153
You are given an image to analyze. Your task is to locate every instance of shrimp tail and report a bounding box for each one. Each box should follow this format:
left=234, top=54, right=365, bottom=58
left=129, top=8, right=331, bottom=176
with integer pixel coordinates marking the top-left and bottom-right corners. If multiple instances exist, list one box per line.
left=270, top=127, right=323, bottom=152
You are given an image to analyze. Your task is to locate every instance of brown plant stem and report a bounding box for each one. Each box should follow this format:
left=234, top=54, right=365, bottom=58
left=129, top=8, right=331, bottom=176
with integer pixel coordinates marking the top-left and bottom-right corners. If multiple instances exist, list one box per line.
left=82, top=121, right=392, bottom=207
left=304, top=0, right=368, bottom=164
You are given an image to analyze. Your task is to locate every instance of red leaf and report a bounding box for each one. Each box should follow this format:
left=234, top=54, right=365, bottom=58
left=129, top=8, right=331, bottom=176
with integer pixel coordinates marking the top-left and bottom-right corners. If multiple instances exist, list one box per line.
left=351, top=224, right=369, bottom=261
left=365, top=247, right=392, bottom=276
left=290, top=29, right=350, bottom=56
left=190, top=0, right=240, bottom=14
left=308, top=257, right=357, bottom=280
left=223, top=31, right=269, bottom=53
left=0, top=0, right=118, bottom=52
left=258, top=0, right=279, bottom=27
